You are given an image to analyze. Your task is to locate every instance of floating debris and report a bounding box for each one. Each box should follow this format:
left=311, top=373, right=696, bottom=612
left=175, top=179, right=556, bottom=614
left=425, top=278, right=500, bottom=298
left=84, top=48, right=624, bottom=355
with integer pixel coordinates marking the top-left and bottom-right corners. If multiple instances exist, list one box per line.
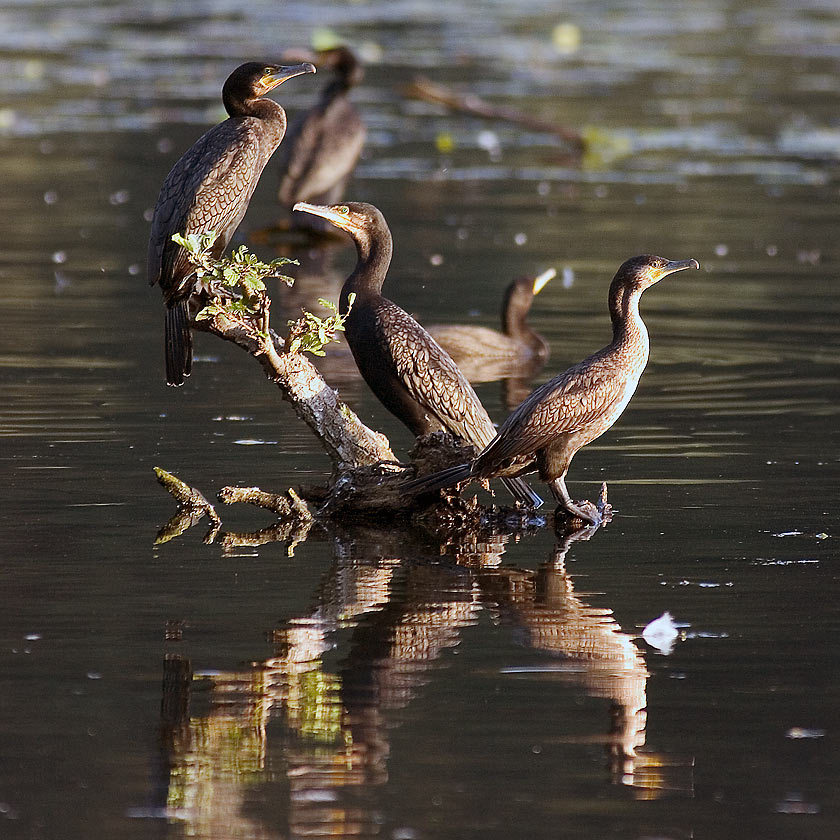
left=435, top=131, right=455, bottom=154
left=775, top=793, right=820, bottom=815
left=552, top=22, right=581, bottom=55
left=642, top=612, right=680, bottom=655
left=786, top=727, right=826, bottom=739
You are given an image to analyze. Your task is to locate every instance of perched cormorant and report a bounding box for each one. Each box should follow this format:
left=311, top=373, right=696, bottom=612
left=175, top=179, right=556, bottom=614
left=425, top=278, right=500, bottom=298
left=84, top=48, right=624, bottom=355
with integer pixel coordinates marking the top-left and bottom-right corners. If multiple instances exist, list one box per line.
left=148, top=60, right=316, bottom=385
left=293, top=200, right=544, bottom=509
left=427, top=268, right=554, bottom=376
left=402, top=255, right=700, bottom=524
left=276, top=46, right=366, bottom=231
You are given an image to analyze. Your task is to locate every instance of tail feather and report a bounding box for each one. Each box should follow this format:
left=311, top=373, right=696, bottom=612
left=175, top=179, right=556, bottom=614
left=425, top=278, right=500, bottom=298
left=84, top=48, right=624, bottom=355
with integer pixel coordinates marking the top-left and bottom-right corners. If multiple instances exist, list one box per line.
left=401, top=462, right=474, bottom=497
left=165, top=300, right=192, bottom=386
left=500, top=477, right=544, bottom=509
left=402, top=463, right=543, bottom=510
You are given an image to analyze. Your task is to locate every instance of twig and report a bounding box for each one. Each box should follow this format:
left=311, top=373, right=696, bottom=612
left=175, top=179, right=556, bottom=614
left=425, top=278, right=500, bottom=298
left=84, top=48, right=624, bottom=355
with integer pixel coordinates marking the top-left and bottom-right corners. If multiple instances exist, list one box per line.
left=154, top=466, right=220, bottom=521
left=404, top=76, right=584, bottom=152
left=218, top=485, right=313, bottom=520
left=153, top=467, right=222, bottom=544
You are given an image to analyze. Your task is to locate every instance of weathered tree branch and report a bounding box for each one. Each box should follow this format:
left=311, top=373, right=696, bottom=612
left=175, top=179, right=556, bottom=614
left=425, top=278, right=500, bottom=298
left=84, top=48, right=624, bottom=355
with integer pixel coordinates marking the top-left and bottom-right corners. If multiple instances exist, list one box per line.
left=153, top=466, right=221, bottom=544
left=191, top=295, right=395, bottom=472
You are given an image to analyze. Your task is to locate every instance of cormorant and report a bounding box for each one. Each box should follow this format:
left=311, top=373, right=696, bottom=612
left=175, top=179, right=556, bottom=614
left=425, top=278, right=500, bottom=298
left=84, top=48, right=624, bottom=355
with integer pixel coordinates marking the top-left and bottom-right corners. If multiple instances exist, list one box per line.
left=427, top=268, right=554, bottom=376
left=402, top=255, right=700, bottom=524
left=293, top=200, right=544, bottom=509
left=276, top=46, right=366, bottom=232
left=148, top=60, right=316, bottom=385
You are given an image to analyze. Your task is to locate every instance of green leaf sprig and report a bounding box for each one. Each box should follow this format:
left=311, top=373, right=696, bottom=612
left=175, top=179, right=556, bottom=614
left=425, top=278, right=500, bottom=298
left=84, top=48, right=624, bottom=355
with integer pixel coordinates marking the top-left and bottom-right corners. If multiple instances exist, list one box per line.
left=171, top=231, right=298, bottom=322
left=286, top=294, right=355, bottom=356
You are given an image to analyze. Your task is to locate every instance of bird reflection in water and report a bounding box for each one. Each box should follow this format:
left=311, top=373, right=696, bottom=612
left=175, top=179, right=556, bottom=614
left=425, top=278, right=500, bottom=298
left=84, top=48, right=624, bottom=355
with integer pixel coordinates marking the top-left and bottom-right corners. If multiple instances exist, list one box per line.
left=155, top=523, right=692, bottom=836
left=481, top=524, right=650, bottom=788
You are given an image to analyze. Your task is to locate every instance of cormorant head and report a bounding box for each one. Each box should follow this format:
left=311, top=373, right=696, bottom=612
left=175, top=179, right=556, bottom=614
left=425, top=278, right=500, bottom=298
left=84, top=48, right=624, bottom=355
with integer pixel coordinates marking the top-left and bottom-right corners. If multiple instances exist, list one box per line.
left=616, top=255, right=699, bottom=292
left=293, top=201, right=388, bottom=242
left=502, top=269, right=555, bottom=331
left=224, top=61, right=316, bottom=102
left=509, top=268, right=555, bottom=307
left=318, top=46, right=364, bottom=86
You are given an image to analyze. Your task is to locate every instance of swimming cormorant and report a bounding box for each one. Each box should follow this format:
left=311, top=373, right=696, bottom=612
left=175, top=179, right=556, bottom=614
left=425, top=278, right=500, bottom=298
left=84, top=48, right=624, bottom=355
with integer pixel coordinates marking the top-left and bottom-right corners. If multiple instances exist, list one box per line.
left=277, top=46, right=366, bottom=232
left=427, top=268, right=554, bottom=376
left=402, top=255, right=700, bottom=524
left=293, top=200, right=544, bottom=509
left=148, top=60, right=315, bottom=385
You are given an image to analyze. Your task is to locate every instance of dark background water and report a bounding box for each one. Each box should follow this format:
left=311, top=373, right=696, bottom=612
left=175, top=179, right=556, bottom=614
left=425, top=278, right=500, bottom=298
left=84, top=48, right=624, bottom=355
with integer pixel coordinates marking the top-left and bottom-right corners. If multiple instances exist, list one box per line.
left=1, top=1, right=838, bottom=838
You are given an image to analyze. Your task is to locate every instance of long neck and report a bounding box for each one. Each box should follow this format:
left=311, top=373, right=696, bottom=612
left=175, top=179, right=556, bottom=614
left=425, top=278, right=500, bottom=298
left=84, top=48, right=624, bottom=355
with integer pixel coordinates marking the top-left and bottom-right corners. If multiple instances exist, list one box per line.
left=341, top=229, right=393, bottom=310
left=608, top=282, right=649, bottom=364
left=224, top=90, right=285, bottom=123
left=324, top=51, right=361, bottom=101
left=319, top=77, right=350, bottom=106
left=502, top=290, right=531, bottom=342
left=225, top=94, right=287, bottom=154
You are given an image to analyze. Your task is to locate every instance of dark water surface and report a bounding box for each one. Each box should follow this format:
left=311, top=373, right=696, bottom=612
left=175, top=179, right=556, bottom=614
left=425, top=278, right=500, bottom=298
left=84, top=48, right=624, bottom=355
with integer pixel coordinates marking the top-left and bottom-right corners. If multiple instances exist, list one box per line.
left=1, top=1, right=838, bottom=838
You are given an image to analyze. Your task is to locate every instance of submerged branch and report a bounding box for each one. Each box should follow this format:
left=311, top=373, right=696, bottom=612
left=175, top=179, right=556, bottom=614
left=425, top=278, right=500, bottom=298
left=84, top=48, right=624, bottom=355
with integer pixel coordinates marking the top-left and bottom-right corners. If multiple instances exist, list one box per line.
left=153, top=458, right=553, bottom=550
left=404, top=76, right=585, bottom=152
left=218, top=485, right=313, bottom=520
left=154, top=466, right=219, bottom=520
left=154, top=466, right=221, bottom=545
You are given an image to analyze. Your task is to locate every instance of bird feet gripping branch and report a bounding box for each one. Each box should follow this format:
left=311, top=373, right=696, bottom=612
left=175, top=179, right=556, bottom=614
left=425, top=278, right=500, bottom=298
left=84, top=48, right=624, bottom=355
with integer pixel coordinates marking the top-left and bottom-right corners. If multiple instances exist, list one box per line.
left=555, top=482, right=612, bottom=528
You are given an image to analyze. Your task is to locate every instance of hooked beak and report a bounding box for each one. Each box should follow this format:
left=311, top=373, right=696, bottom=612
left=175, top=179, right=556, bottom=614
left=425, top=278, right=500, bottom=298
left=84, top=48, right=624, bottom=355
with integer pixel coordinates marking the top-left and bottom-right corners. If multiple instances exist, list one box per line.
left=532, top=268, right=556, bottom=295
left=262, top=62, right=316, bottom=90
left=657, top=258, right=700, bottom=280
left=294, top=202, right=359, bottom=234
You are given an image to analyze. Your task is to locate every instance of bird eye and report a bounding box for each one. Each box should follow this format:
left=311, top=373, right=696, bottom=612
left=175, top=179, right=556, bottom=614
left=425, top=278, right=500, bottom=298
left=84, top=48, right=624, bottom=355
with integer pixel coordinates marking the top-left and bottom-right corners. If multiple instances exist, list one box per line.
left=336, top=206, right=350, bottom=215
left=263, top=67, right=273, bottom=75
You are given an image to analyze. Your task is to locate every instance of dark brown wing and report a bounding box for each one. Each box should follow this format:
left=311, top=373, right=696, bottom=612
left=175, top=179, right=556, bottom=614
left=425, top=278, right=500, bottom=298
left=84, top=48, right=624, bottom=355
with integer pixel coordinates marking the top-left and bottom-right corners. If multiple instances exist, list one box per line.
left=148, top=119, right=261, bottom=302
left=375, top=299, right=498, bottom=448
left=478, top=355, right=633, bottom=467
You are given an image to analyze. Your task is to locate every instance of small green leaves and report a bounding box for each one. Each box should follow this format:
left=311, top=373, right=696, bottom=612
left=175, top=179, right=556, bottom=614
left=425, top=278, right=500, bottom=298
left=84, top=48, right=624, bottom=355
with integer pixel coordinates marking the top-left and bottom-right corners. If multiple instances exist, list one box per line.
left=171, top=232, right=297, bottom=319
left=172, top=230, right=218, bottom=255
left=171, top=231, right=350, bottom=355
left=286, top=294, right=354, bottom=357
